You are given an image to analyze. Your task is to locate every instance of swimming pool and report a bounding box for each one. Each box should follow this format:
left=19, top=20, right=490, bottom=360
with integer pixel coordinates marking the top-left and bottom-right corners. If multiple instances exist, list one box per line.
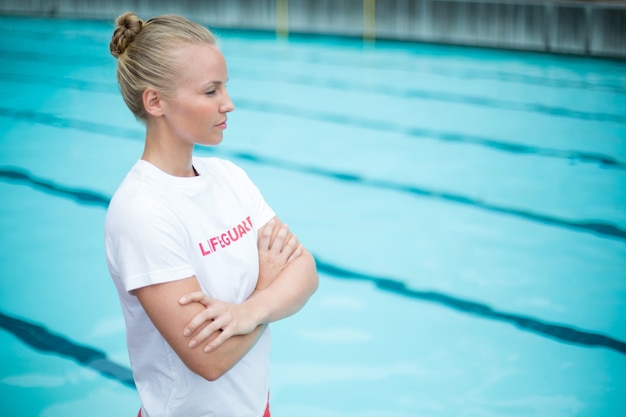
left=1, top=14, right=625, bottom=417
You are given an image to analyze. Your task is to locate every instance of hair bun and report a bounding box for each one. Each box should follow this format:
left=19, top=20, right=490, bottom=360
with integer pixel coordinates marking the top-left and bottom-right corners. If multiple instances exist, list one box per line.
left=110, top=12, right=144, bottom=58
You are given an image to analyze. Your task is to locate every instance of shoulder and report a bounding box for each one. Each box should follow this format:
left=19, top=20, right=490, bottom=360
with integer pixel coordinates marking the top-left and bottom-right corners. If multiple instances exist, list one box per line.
left=106, top=164, right=177, bottom=233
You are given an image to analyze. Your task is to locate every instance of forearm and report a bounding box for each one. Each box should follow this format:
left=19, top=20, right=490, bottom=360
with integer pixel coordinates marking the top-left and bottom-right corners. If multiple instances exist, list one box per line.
left=136, top=277, right=267, bottom=382
left=179, top=221, right=318, bottom=355
left=189, top=322, right=267, bottom=381
left=247, top=249, right=318, bottom=324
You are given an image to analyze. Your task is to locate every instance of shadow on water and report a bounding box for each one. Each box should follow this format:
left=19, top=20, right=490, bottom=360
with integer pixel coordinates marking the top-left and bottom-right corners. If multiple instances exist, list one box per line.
left=227, top=151, right=626, bottom=242
left=316, top=260, right=626, bottom=356
left=2, top=127, right=626, bottom=243
left=0, top=311, right=135, bottom=389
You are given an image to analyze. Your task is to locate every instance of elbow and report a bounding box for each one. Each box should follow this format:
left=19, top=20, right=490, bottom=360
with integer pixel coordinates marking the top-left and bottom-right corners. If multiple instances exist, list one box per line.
left=187, top=360, right=230, bottom=382
left=197, top=365, right=228, bottom=382
left=311, top=270, right=320, bottom=295
left=202, top=368, right=226, bottom=382
left=302, top=250, right=318, bottom=298
left=310, top=254, right=320, bottom=293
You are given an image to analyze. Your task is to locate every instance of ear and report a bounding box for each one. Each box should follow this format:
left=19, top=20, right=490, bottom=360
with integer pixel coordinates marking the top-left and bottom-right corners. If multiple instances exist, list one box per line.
left=143, top=87, right=165, bottom=117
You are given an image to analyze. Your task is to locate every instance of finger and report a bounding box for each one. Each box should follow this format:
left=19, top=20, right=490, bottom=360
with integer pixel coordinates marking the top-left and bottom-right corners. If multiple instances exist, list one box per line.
left=258, top=219, right=275, bottom=251
left=204, top=327, right=234, bottom=352
left=189, top=317, right=226, bottom=348
left=182, top=309, right=213, bottom=337
left=278, top=233, right=298, bottom=263
left=183, top=303, right=223, bottom=336
left=179, top=291, right=207, bottom=305
left=282, top=233, right=298, bottom=255
left=286, top=244, right=304, bottom=264
left=271, top=224, right=289, bottom=252
left=186, top=306, right=230, bottom=344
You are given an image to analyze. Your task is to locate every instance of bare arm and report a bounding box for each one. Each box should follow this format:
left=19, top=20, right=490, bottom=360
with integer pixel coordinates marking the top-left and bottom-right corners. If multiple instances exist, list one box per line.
left=247, top=236, right=318, bottom=323
left=134, top=277, right=266, bottom=381
left=181, top=217, right=318, bottom=351
left=253, top=217, right=319, bottom=321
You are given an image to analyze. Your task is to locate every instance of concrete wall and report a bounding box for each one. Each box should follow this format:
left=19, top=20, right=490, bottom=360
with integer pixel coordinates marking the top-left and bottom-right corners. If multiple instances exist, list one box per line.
left=0, top=0, right=624, bottom=59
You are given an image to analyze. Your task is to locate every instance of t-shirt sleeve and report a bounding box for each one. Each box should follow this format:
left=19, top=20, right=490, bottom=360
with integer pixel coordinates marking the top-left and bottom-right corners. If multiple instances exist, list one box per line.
left=105, top=198, right=194, bottom=293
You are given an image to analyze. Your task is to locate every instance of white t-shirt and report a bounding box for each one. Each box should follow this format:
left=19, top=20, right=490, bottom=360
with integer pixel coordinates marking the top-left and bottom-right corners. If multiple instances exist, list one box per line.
left=105, top=157, right=275, bottom=417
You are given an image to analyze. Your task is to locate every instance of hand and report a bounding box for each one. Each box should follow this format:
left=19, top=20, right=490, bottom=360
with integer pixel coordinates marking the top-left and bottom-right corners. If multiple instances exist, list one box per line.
left=179, top=292, right=261, bottom=352
left=257, top=219, right=303, bottom=290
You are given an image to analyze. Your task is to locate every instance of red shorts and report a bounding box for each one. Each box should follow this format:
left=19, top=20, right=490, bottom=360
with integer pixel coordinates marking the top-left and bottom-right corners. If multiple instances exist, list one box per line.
left=137, top=401, right=270, bottom=417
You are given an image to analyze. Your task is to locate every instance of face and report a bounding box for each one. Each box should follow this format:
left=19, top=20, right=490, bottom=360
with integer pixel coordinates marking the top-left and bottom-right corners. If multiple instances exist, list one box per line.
left=161, top=43, right=234, bottom=146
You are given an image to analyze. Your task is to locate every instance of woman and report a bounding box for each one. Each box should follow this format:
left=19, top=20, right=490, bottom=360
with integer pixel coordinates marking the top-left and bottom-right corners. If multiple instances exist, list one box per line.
left=105, top=12, right=318, bottom=417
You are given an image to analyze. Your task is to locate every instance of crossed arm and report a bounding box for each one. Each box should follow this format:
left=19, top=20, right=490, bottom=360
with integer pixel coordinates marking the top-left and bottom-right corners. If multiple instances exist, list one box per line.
left=133, top=217, right=318, bottom=381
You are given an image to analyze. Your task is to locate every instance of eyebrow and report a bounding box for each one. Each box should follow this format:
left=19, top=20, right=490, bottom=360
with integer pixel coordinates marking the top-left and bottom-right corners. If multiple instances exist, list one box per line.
left=202, top=79, right=229, bottom=89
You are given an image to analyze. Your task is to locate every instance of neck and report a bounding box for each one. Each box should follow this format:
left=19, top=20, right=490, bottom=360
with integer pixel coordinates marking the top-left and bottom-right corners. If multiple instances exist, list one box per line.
left=142, top=123, right=197, bottom=177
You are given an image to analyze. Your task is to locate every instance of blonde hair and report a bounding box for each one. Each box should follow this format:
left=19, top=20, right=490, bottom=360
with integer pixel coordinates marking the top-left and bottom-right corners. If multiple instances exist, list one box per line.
left=110, top=12, right=217, bottom=121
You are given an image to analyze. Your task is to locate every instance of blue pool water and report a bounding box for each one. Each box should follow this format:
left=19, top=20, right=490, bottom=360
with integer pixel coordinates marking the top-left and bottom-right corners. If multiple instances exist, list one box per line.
left=1, top=15, right=626, bottom=417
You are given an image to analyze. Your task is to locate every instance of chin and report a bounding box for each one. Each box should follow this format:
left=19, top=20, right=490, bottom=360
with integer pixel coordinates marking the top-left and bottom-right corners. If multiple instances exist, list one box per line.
left=197, top=136, right=224, bottom=147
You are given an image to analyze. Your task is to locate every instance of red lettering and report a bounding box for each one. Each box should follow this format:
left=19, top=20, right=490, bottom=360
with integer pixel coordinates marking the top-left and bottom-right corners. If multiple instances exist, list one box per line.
left=197, top=216, right=254, bottom=257
left=199, top=242, right=211, bottom=256
left=228, top=228, right=240, bottom=242
left=244, top=216, right=252, bottom=231
left=210, top=237, right=219, bottom=252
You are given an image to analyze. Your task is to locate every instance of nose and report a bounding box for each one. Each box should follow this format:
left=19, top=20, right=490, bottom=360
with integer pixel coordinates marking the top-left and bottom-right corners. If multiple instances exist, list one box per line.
left=220, top=90, right=235, bottom=113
